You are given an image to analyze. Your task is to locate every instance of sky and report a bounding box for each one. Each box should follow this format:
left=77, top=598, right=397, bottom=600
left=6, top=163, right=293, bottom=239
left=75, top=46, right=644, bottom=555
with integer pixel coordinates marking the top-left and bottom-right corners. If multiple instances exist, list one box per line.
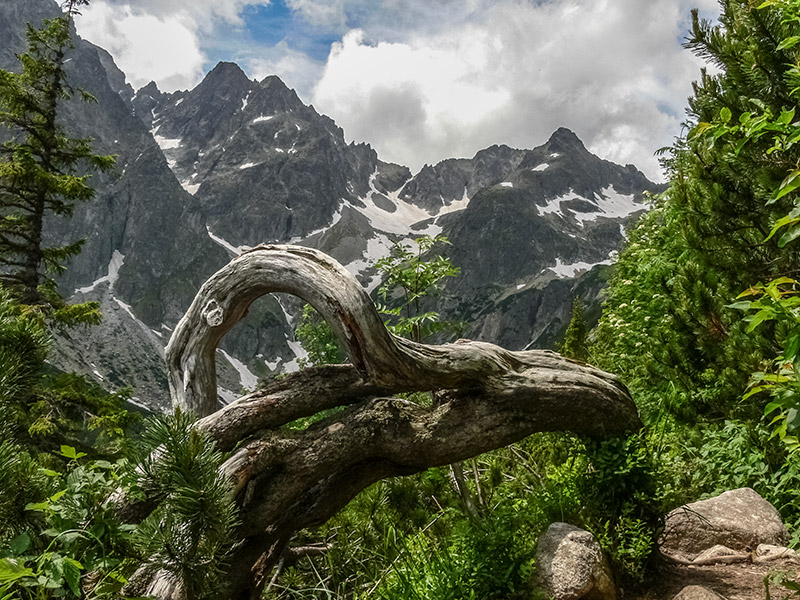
left=74, top=0, right=722, bottom=182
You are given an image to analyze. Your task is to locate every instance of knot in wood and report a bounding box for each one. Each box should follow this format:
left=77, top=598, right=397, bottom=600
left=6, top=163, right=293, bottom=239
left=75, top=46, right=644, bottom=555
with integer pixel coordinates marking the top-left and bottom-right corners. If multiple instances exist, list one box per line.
left=202, top=299, right=224, bottom=327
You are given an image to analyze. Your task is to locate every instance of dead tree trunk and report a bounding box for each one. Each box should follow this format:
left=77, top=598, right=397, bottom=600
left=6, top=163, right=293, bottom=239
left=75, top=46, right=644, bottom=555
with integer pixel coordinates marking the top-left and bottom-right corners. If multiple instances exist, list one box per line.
left=152, top=244, right=640, bottom=599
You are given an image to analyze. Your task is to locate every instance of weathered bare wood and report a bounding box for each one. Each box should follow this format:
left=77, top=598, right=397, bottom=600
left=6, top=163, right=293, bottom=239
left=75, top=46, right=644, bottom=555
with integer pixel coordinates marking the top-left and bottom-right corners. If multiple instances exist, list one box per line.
left=153, top=244, right=641, bottom=599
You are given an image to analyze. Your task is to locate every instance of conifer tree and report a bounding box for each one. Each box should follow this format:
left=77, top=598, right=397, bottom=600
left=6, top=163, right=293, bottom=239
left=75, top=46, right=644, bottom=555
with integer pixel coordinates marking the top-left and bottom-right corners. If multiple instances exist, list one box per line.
left=594, top=0, right=800, bottom=420
left=0, top=0, right=113, bottom=321
left=560, top=297, right=589, bottom=361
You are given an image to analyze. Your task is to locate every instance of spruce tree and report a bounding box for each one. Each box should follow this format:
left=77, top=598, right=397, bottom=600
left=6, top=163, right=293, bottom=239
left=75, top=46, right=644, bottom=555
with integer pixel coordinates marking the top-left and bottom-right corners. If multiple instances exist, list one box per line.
left=560, top=297, right=589, bottom=361
left=0, top=0, right=113, bottom=320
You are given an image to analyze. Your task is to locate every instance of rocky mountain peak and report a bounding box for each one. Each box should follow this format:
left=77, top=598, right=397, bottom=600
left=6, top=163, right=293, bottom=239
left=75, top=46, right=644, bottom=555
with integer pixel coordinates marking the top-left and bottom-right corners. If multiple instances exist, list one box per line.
left=137, top=80, right=162, bottom=97
left=202, top=61, right=251, bottom=87
left=546, top=127, right=588, bottom=155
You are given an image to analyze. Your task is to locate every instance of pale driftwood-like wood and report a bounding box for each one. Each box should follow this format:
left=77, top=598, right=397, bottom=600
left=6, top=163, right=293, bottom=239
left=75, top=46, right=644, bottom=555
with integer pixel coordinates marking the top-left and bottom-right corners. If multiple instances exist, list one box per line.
left=153, top=244, right=641, bottom=600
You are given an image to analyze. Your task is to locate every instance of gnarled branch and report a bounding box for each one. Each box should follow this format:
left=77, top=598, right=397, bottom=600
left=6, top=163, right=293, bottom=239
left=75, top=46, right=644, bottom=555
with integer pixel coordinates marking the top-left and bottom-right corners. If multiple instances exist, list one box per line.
left=155, top=244, right=640, bottom=599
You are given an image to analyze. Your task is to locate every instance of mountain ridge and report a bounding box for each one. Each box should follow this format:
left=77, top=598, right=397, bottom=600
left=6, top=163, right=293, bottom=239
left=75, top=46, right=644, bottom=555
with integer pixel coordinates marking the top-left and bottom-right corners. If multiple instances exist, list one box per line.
left=0, top=1, right=662, bottom=410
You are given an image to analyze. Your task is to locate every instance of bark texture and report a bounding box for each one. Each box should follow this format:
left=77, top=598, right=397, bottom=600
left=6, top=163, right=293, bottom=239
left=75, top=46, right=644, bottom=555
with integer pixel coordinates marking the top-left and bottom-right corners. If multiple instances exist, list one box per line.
left=158, top=244, right=640, bottom=599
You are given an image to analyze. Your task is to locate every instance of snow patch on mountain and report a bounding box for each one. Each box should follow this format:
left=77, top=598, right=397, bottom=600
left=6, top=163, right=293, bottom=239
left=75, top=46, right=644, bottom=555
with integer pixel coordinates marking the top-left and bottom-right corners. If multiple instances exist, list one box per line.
left=218, top=348, right=259, bottom=391
left=152, top=131, right=182, bottom=151
left=283, top=337, right=308, bottom=373
left=75, top=250, right=125, bottom=294
left=350, top=170, right=432, bottom=235
left=351, top=170, right=471, bottom=237
left=592, top=186, right=643, bottom=220
left=548, top=257, right=611, bottom=278
left=182, top=181, right=200, bottom=194
left=532, top=163, right=549, bottom=172
left=288, top=203, right=345, bottom=244
left=538, top=186, right=644, bottom=225
left=206, top=226, right=252, bottom=256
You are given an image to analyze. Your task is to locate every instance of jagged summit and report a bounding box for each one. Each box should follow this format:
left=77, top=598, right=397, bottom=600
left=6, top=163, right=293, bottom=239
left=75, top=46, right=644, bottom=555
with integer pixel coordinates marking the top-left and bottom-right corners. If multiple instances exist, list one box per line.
left=546, top=127, right=589, bottom=153
left=197, top=61, right=251, bottom=93
left=138, top=80, right=160, bottom=95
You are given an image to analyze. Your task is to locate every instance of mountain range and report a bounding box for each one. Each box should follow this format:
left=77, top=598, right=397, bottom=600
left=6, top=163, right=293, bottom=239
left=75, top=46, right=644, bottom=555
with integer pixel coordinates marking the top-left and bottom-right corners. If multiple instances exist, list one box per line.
left=0, top=0, right=661, bottom=411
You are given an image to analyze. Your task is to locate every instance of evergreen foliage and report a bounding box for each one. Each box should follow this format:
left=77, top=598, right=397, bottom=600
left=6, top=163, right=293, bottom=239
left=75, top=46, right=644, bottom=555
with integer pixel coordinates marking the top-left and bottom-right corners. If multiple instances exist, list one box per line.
left=593, top=0, right=800, bottom=422
left=0, top=0, right=113, bottom=320
left=591, top=0, right=800, bottom=567
left=560, top=297, right=589, bottom=361
left=133, top=411, right=240, bottom=600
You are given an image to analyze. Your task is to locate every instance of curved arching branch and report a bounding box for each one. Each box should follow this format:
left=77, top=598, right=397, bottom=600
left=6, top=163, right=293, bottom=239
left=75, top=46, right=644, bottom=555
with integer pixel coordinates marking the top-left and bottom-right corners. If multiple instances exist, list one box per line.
left=167, top=244, right=635, bottom=424
left=156, top=244, right=641, bottom=599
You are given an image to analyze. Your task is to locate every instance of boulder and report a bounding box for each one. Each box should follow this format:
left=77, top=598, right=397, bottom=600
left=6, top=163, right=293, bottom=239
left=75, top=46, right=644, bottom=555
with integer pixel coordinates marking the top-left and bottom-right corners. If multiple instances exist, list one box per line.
left=672, top=585, right=726, bottom=600
left=535, top=522, right=616, bottom=600
left=660, top=488, right=788, bottom=558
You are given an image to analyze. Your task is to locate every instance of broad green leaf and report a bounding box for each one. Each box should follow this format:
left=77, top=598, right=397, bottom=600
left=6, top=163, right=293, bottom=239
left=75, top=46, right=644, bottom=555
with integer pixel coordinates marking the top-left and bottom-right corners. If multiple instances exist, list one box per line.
left=778, top=36, right=800, bottom=50
left=49, top=489, right=66, bottom=503
left=766, top=215, right=799, bottom=241
left=770, top=276, right=798, bottom=286
left=778, top=223, right=800, bottom=247
left=93, top=578, right=124, bottom=595
left=737, top=286, right=764, bottom=298
left=744, top=386, right=769, bottom=400
left=8, top=533, right=30, bottom=556
left=765, top=399, right=785, bottom=415
left=787, top=408, right=800, bottom=432
left=774, top=169, right=800, bottom=202
left=725, top=300, right=752, bottom=311
left=62, top=558, right=82, bottom=597
left=0, top=558, right=34, bottom=582
left=59, top=445, right=76, bottom=459
left=691, top=122, right=712, bottom=138
left=785, top=333, right=800, bottom=360
left=747, top=310, right=775, bottom=332
left=719, top=107, right=732, bottom=123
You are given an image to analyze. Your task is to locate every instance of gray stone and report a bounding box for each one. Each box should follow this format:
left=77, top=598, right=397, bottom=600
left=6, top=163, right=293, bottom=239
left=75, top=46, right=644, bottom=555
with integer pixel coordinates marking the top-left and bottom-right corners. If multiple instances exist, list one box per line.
left=660, top=488, right=788, bottom=558
left=693, top=544, right=739, bottom=562
left=755, top=543, right=797, bottom=561
left=535, top=522, right=616, bottom=600
left=672, top=585, right=726, bottom=600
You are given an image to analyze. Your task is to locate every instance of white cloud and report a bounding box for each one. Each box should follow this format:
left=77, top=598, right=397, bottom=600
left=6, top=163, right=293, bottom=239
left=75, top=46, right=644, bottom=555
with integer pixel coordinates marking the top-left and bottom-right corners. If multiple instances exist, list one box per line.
left=74, top=0, right=271, bottom=91
left=285, top=0, right=348, bottom=30
left=312, top=0, right=721, bottom=181
left=74, top=0, right=722, bottom=181
left=238, top=41, right=325, bottom=99
left=75, top=3, right=206, bottom=91
left=91, top=0, right=270, bottom=29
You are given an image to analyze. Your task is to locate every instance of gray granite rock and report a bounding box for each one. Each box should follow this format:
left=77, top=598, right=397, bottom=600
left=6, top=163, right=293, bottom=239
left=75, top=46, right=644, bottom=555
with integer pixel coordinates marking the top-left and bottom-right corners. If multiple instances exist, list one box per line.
left=535, top=522, right=616, bottom=600
left=672, top=585, right=727, bottom=600
left=660, top=488, right=788, bottom=559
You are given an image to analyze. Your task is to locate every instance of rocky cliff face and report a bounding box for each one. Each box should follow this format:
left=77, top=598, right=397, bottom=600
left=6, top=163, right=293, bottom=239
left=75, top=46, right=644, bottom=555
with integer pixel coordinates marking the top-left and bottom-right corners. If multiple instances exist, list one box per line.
left=434, top=127, right=653, bottom=350
left=1, top=0, right=661, bottom=411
